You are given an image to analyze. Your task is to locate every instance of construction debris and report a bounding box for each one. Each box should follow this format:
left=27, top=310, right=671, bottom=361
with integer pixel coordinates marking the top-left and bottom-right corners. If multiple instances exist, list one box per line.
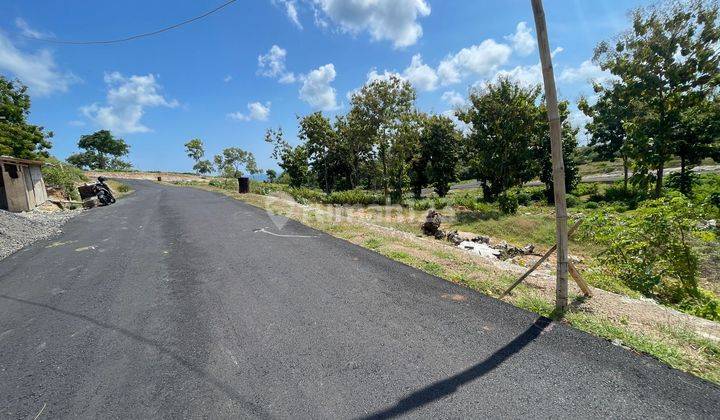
left=421, top=210, right=535, bottom=261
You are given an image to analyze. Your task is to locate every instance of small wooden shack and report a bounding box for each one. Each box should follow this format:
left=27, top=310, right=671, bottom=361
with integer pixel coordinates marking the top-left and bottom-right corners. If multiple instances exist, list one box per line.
left=0, top=156, right=48, bottom=212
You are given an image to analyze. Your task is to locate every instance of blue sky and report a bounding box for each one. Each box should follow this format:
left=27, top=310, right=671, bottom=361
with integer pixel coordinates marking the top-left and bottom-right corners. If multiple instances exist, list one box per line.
left=0, top=0, right=655, bottom=172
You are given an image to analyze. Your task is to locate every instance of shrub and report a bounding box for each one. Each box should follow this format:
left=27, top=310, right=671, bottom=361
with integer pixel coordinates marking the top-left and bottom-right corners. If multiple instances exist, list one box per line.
left=323, top=189, right=383, bottom=206
left=516, top=190, right=531, bottom=206
left=41, top=158, right=87, bottom=200
left=574, top=182, right=599, bottom=197
left=455, top=202, right=502, bottom=222
left=412, top=199, right=432, bottom=211
left=433, top=197, right=449, bottom=210
left=289, top=187, right=326, bottom=204
left=565, top=194, right=580, bottom=208
left=580, top=195, right=703, bottom=302
left=583, top=201, right=599, bottom=209
left=116, top=183, right=131, bottom=193
left=498, top=193, right=519, bottom=215
left=525, top=186, right=546, bottom=203
left=451, top=193, right=482, bottom=210
left=208, top=178, right=238, bottom=190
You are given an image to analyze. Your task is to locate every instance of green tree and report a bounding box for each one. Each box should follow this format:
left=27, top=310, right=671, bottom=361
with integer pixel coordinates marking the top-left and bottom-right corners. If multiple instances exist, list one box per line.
left=193, top=160, right=214, bottom=175
left=213, top=147, right=258, bottom=178
left=348, top=75, right=416, bottom=202
left=265, top=169, right=277, bottom=183
left=579, top=82, right=633, bottom=190
left=594, top=0, right=720, bottom=196
left=265, top=127, right=308, bottom=188
left=66, top=130, right=131, bottom=170
left=421, top=115, right=460, bottom=197
left=0, top=76, right=53, bottom=159
left=298, top=112, right=345, bottom=194
left=457, top=78, right=541, bottom=201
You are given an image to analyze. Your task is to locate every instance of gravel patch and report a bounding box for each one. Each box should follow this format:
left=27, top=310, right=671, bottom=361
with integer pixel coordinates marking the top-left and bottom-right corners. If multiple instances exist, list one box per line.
left=0, top=207, right=82, bottom=260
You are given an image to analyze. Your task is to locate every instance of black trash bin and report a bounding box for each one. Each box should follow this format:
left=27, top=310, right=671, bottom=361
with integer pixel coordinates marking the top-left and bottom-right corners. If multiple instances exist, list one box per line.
left=238, top=177, right=250, bottom=194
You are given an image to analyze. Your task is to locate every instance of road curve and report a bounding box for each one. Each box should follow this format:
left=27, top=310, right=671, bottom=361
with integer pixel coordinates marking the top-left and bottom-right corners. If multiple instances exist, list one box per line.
left=1, top=180, right=718, bottom=418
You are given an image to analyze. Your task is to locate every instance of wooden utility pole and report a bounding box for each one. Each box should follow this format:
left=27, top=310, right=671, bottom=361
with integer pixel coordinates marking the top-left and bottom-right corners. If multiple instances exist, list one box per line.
left=531, top=0, right=569, bottom=312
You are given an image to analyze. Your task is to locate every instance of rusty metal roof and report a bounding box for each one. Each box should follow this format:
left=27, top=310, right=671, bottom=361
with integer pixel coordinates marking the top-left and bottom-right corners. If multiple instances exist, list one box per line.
left=0, top=155, right=46, bottom=166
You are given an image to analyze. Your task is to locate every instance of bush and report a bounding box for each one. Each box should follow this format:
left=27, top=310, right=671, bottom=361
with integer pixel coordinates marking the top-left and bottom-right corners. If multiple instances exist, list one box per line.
left=525, top=186, right=546, bottom=203
left=323, top=189, right=384, bottom=206
left=580, top=195, right=705, bottom=305
left=565, top=194, right=579, bottom=208
left=451, top=193, right=482, bottom=210
left=433, top=197, right=449, bottom=210
left=116, top=183, right=131, bottom=193
left=41, top=158, right=87, bottom=200
left=516, top=190, right=531, bottom=206
left=208, top=178, right=238, bottom=190
left=289, top=187, right=326, bottom=204
left=455, top=202, right=502, bottom=222
left=498, top=193, right=519, bottom=215
left=583, top=201, right=599, bottom=209
left=574, top=182, right=599, bottom=197
left=411, top=199, right=432, bottom=211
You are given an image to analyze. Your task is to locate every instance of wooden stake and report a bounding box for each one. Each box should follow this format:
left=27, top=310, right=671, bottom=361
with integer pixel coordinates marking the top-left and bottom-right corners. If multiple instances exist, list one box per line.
left=532, top=0, right=570, bottom=312
left=568, top=261, right=593, bottom=297
left=500, top=219, right=582, bottom=298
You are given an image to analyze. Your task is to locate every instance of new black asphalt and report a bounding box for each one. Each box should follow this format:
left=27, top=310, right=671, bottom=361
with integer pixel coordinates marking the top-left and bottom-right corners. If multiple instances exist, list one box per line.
left=1, top=180, right=718, bottom=418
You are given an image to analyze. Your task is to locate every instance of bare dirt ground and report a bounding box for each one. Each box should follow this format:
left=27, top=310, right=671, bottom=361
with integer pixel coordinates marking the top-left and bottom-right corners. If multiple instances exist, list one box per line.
left=85, top=170, right=211, bottom=183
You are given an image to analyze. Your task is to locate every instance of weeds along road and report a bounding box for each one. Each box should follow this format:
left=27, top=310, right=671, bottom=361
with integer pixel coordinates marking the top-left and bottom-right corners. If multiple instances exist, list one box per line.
left=0, top=180, right=718, bottom=418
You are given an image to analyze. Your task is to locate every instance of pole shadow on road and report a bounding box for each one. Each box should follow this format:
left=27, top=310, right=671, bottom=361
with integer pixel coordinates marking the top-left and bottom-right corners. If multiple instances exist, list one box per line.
left=360, top=316, right=553, bottom=420
left=0, top=294, right=270, bottom=418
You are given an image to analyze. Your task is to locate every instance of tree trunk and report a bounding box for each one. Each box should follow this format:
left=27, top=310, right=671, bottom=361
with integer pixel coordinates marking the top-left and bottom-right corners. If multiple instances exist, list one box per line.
left=679, top=155, right=687, bottom=195
left=655, top=163, right=664, bottom=197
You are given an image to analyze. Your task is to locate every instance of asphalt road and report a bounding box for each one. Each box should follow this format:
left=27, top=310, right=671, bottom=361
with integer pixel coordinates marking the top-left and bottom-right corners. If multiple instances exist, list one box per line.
left=1, top=180, right=718, bottom=419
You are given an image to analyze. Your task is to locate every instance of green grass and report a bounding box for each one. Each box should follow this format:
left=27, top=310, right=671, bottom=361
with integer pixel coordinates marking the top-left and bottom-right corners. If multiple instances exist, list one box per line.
left=364, top=238, right=384, bottom=250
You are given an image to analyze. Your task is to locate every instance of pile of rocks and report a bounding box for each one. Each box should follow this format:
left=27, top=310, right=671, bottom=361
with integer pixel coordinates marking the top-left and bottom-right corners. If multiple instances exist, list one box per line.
left=421, top=210, right=535, bottom=260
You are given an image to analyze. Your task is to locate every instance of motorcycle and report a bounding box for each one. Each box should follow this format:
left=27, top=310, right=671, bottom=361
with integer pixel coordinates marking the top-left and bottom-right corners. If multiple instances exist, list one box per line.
left=94, top=177, right=116, bottom=206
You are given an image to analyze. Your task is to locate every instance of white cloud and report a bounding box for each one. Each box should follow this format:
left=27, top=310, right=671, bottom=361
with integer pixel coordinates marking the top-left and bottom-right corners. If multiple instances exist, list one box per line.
left=402, top=54, right=438, bottom=91
left=15, top=18, right=53, bottom=39
left=559, top=60, right=614, bottom=84
left=258, top=45, right=296, bottom=83
left=504, top=22, right=536, bottom=56
left=441, top=90, right=466, bottom=108
left=228, top=101, right=271, bottom=121
left=312, top=0, right=431, bottom=48
left=494, top=63, right=543, bottom=86
left=299, top=63, right=339, bottom=111
left=442, top=110, right=471, bottom=134
left=438, top=39, right=512, bottom=86
left=223, top=75, right=233, bottom=82
left=274, top=0, right=303, bottom=29
left=346, top=68, right=403, bottom=100
left=0, top=31, right=76, bottom=96
left=81, top=72, right=177, bottom=134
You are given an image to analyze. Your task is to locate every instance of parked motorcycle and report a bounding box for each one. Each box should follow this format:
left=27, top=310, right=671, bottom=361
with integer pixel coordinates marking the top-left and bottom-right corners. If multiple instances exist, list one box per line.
left=94, top=176, right=116, bottom=205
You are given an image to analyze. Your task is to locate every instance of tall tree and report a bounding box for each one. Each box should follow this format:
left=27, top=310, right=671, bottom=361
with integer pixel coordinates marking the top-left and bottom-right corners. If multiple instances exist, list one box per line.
left=594, top=0, right=720, bottom=196
left=348, top=75, right=416, bottom=202
left=0, top=76, right=53, bottom=159
left=265, top=127, right=308, bottom=188
left=298, top=112, right=346, bottom=194
left=578, top=82, right=633, bottom=190
left=213, top=147, right=258, bottom=178
left=421, top=115, right=460, bottom=197
left=457, top=78, right=542, bottom=201
left=67, top=130, right=131, bottom=170
left=184, top=138, right=213, bottom=175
